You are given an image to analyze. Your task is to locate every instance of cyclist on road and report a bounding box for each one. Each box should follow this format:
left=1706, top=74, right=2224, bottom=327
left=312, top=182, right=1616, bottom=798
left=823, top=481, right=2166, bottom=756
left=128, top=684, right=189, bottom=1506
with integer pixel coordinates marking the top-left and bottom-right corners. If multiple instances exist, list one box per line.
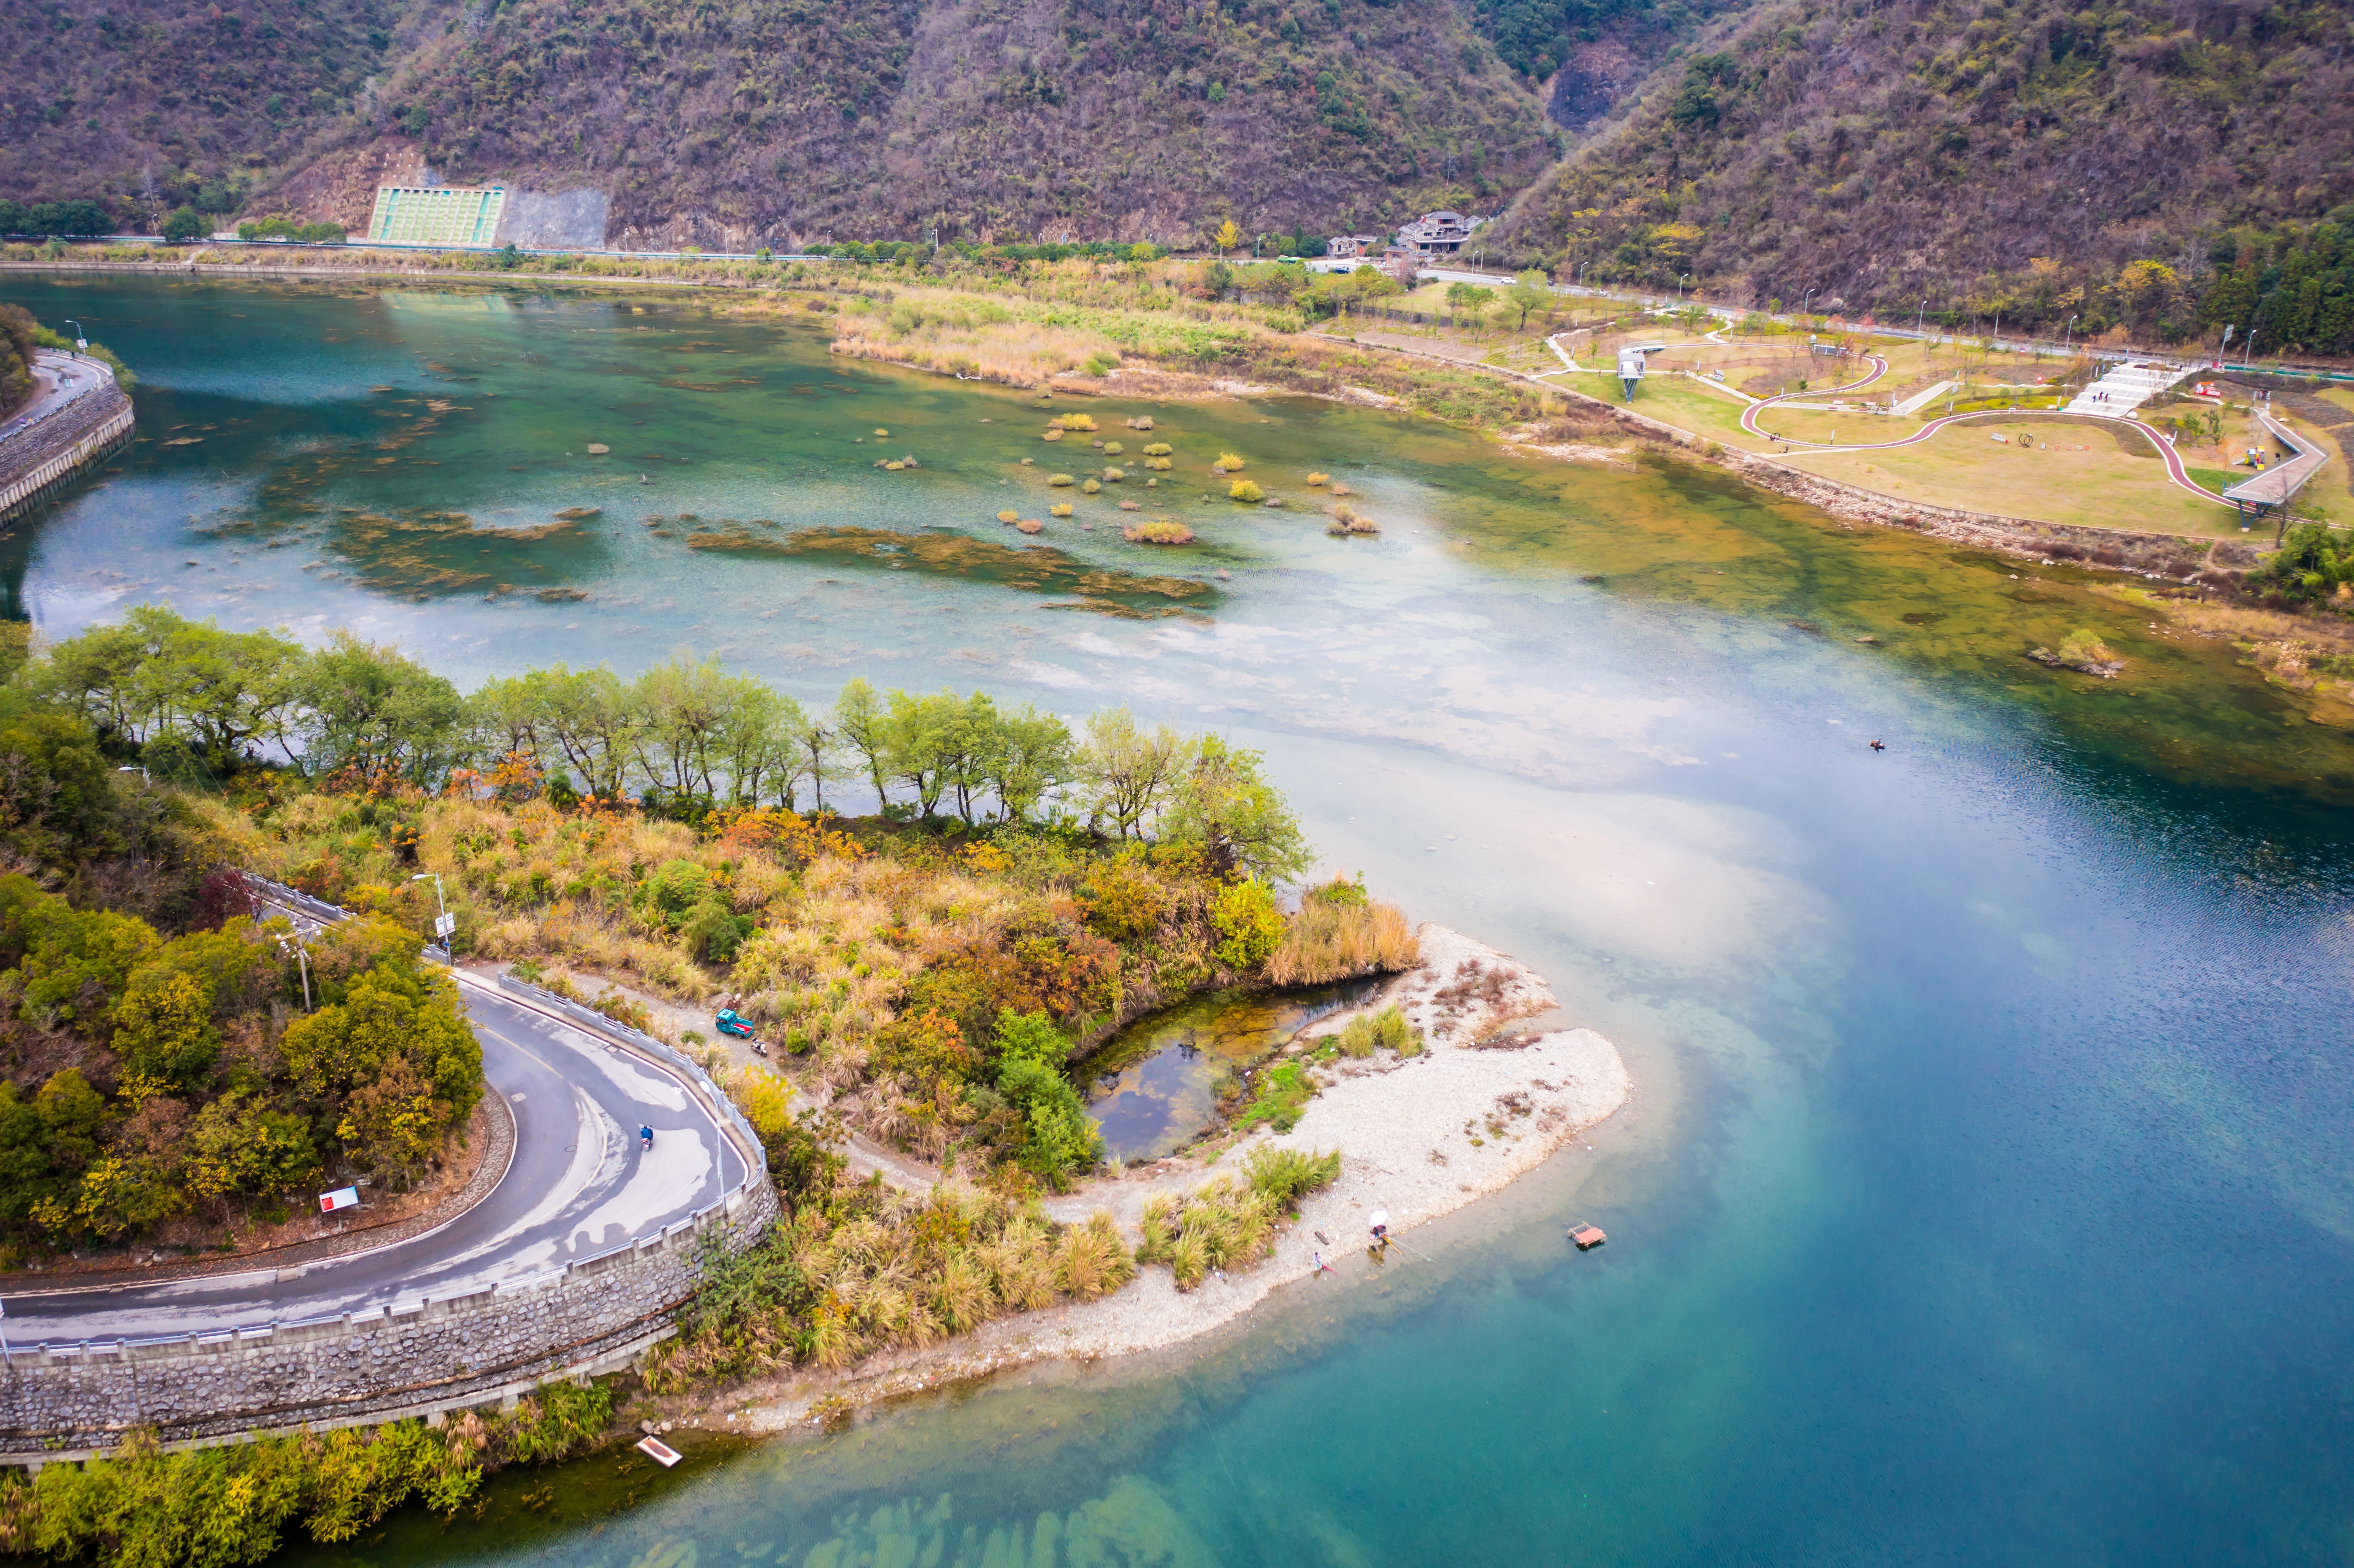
left=639, top=1124, right=654, bottom=1152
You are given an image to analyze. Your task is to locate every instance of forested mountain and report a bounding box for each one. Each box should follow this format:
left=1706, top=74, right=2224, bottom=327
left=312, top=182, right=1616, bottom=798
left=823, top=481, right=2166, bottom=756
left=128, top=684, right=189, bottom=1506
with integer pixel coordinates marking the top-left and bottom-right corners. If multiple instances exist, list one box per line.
left=1489, top=0, right=2354, bottom=350
left=3, top=0, right=1556, bottom=248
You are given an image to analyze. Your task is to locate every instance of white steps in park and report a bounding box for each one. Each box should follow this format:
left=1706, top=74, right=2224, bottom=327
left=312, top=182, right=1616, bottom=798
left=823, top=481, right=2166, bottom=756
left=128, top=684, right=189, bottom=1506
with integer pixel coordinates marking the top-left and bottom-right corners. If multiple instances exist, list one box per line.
left=2064, top=361, right=2194, bottom=417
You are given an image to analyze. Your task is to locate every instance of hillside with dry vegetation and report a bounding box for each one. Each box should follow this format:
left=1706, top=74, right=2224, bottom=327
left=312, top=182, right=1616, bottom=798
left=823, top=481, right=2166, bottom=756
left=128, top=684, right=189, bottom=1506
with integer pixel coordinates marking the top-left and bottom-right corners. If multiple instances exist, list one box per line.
left=3, top=0, right=1555, bottom=250
left=1491, top=0, right=2354, bottom=352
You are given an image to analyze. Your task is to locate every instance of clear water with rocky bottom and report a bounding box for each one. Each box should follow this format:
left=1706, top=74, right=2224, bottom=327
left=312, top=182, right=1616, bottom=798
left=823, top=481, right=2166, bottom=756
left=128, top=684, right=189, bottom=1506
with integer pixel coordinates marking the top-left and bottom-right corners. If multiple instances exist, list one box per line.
left=4, top=274, right=2348, bottom=1566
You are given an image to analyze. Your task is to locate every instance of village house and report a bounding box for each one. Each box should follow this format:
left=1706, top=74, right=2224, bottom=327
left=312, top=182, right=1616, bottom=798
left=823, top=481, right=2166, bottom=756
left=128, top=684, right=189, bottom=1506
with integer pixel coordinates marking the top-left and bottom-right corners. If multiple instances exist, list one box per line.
left=1327, top=234, right=1387, bottom=258
left=1395, top=211, right=1476, bottom=256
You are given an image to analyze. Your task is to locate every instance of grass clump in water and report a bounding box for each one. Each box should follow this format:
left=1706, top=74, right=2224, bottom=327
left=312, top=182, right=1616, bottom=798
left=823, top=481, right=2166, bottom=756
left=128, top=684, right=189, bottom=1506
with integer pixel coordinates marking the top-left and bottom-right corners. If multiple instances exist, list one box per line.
left=1214, top=452, right=1246, bottom=472
left=1327, top=505, right=1379, bottom=536
left=1305, top=472, right=1330, bottom=486
left=997, top=509, right=1019, bottom=523
left=1051, top=501, right=1074, bottom=518
left=1083, top=478, right=1102, bottom=494
left=1048, top=472, right=1076, bottom=487
left=1124, top=520, right=1196, bottom=545
left=1142, top=442, right=1174, bottom=457
left=1228, top=479, right=1265, bottom=503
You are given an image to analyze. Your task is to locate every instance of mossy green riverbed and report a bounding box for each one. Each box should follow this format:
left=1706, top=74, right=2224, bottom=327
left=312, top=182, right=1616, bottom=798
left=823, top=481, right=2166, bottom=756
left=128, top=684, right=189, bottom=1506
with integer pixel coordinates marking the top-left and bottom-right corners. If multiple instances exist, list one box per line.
left=8, top=276, right=2351, bottom=1566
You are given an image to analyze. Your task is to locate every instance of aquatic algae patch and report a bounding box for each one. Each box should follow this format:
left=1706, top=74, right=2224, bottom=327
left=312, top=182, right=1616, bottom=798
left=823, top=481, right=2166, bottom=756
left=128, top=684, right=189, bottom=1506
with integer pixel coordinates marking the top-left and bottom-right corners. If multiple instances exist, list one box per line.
left=682, top=524, right=1217, bottom=611
left=324, top=508, right=605, bottom=599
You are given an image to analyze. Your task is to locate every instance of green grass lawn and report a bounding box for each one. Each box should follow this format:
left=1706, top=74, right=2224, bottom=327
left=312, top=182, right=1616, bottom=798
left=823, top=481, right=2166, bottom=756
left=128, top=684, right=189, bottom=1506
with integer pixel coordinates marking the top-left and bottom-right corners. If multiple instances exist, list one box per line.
left=1790, top=423, right=2249, bottom=537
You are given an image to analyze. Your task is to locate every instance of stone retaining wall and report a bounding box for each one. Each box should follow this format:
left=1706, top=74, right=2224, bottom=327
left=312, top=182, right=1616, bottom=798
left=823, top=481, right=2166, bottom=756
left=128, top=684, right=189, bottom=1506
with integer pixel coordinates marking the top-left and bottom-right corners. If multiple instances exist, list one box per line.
left=0, top=370, right=133, bottom=520
left=0, top=1178, right=777, bottom=1459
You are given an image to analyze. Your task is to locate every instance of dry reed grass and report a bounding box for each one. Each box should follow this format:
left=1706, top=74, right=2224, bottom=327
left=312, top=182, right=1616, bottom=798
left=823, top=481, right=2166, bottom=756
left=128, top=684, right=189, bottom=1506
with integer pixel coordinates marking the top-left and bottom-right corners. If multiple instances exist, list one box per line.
left=1268, top=890, right=1416, bottom=984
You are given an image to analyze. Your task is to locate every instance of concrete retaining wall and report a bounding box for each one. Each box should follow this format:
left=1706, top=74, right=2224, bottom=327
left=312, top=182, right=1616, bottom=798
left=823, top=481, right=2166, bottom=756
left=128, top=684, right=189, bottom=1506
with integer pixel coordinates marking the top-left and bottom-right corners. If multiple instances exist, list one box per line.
left=0, top=363, right=133, bottom=521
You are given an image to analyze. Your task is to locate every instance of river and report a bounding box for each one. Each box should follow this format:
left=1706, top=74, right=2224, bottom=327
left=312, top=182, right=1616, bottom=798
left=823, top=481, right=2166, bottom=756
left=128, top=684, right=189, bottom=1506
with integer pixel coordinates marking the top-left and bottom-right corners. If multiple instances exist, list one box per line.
left=6, top=272, right=2351, bottom=1566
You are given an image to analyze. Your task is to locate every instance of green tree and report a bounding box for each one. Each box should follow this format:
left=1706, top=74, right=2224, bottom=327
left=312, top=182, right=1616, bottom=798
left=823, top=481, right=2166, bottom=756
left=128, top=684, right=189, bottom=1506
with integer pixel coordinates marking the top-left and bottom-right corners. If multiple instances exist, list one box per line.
left=298, top=634, right=464, bottom=787
left=832, top=677, right=892, bottom=806
left=1164, top=737, right=1311, bottom=884
left=1077, top=706, right=1185, bottom=839
left=159, top=206, right=206, bottom=243
left=185, top=1090, right=321, bottom=1202
left=986, top=704, right=1074, bottom=823
left=111, top=966, right=220, bottom=1088
left=1508, top=269, right=1553, bottom=330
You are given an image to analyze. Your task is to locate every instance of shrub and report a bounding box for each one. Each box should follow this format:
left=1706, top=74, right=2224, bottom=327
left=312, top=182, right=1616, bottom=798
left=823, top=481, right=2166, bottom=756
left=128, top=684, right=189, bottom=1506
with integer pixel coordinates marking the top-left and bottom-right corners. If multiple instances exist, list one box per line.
left=1060, top=413, right=1099, bottom=432
left=1141, top=442, right=1174, bottom=457
left=1082, top=478, right=1102, bottom=494
left=1227, top=480, right=1265, bottom=503
left=1214, top=453, right=1246, bottom=471
left=996, top=509, right=1019, bottom=523
left=1210, top=878, right=1284, bottom=969
left=1327, top=506, right=1378, bottom=535
left=1102, top=467, right=1124, bottom=482
left=1242, top=1145, right=1341, bottom=1210
left=1047, top=473, right=1076, bottom=487
left=1102, top=442, right=1125, bottom=455
left=1305, top=472, right=1331, bottom=486
left=1146, top=456, right=1174, bottom=470
left=998, top=1056, right=1101, bottom=1185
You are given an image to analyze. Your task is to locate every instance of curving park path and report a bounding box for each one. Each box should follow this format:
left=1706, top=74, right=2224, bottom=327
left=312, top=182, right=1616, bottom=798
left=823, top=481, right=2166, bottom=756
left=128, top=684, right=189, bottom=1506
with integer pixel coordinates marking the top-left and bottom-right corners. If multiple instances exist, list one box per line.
left=0, top=884, right=748, bottom=1348
left=1740, top=356, right=2233, bottom=511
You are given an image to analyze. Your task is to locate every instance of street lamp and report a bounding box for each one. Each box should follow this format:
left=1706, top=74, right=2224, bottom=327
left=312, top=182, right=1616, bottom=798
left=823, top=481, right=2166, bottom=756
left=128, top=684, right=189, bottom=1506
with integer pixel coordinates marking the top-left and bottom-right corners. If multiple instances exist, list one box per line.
left=1802, top=288, right=1817, bottom=321
left=1577, top=261, right=1591, bottom=290
left=412, top=872, right=450, bottom=949
left=2063, top=314, right=2077, bottom=358
left=274, top=932, right=313, bottom=1012
left=1915, top=298, right=1928, bottom=340
left=63, top=319, right=88, bottom=354
left=1677, top=273, right=1691, bottom=304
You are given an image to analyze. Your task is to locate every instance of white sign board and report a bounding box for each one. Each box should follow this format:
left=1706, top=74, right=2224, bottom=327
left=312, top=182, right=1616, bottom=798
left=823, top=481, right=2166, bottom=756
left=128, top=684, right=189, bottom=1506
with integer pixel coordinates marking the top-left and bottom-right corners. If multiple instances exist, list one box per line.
left=635, top=1436, right=682, bottom=1468
left=319, top=1186, right=362, bottom=1214
left=433, top=912, right=457, bottom=937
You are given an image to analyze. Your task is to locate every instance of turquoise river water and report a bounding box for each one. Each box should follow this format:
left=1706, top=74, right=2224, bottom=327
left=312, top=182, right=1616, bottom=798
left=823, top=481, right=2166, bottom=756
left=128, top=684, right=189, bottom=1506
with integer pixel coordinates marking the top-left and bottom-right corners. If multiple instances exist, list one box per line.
left=6, top=274, right=2351, bottom=1566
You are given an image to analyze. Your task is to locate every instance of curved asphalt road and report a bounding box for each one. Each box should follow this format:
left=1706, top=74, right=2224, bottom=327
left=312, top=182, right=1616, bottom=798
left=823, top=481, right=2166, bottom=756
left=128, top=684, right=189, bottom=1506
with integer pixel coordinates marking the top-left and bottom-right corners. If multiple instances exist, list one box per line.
left=2, top=905, right=747, bottom=1347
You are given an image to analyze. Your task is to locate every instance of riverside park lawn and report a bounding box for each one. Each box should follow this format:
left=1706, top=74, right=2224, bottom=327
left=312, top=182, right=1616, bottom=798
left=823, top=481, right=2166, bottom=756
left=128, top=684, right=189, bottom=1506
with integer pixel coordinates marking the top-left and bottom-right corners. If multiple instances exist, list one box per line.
left=1778, top=421, right=2251, bottom=535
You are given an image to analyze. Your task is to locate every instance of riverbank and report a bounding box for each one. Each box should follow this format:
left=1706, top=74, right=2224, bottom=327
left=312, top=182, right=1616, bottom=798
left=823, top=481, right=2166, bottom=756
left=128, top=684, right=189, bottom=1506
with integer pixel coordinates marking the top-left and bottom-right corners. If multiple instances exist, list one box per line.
left=657, top=924, right=1631, bottom=1437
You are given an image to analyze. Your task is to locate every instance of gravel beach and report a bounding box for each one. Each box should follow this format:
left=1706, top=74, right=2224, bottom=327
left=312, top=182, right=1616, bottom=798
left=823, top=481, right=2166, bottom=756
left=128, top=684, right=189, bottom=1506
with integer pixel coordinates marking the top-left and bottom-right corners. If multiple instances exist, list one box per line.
left=735, top=925, right=1630, bottom=1432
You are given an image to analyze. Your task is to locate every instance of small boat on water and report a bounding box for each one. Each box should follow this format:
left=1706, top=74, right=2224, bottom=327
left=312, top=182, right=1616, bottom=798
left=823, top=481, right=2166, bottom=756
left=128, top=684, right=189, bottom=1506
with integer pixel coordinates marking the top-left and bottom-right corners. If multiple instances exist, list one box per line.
left=1569, top=1223, right=1607, bottom=1251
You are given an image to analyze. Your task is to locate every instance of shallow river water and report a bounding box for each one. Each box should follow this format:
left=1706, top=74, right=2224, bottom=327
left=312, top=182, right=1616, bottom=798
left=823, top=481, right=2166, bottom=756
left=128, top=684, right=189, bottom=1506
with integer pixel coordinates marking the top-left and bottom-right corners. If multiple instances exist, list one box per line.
left=9, top=274, right=2353, bottom=1566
